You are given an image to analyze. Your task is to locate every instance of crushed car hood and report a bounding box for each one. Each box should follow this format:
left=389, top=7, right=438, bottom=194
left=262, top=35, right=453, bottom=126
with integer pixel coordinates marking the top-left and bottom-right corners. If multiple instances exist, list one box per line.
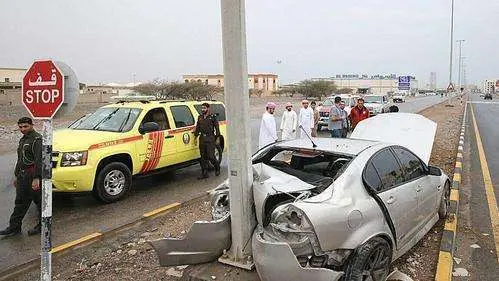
left=252, top=163, right=315, bottom=225
left=350, top=113, right=437, bottom=164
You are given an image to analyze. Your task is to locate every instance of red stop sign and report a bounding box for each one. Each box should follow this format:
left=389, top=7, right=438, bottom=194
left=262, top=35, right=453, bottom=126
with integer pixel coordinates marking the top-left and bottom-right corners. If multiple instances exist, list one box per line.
left=22, top=60, right=65, bottom=119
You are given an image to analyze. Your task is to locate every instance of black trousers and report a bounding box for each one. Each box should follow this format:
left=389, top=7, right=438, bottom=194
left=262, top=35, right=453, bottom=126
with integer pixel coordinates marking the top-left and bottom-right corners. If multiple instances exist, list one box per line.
left=9, top=173, right=41, bottom=230
left=199, top=138, right=219, bottom=172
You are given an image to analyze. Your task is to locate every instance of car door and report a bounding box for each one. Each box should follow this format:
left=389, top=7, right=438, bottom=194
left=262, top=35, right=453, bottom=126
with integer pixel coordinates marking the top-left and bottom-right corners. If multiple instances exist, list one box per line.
left=137, top=107, right=176, bottom=173
left=392, top=147, right=437, bottom=227
left=168, top=104, right=198, bottom=163
left=366, top=148, right=419, bottom=247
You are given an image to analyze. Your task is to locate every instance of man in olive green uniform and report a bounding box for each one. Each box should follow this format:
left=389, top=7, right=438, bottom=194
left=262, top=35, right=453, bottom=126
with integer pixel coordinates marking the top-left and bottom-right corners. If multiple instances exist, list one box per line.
left=194, top=103, right=221, bottom=179
left=0, top=117, right=42, bottom=237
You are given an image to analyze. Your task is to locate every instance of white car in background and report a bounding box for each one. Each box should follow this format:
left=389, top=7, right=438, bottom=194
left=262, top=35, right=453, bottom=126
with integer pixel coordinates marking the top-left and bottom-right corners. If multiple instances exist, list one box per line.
left=392, top=95, right=406, bottom=103
left=363, top=94, right=391, bottom=116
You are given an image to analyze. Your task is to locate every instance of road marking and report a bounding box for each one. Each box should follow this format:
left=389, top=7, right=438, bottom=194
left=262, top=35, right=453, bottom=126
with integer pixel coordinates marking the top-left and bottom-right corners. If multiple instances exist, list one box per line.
left=143, top=202, right=181, bottom=218
left=455, top=162, right=462, bottom=168
left=470, top=104, right=499, bottom=263
left=450, top=189, right=459, bottom=201
left=453, top=173, right=461, bottom=182
left=436, top=251, right=453, bottom=281
left=445, top=214, right=457, bottom=232
left=467, top=101, right=499, bottom=104
left=51, top=232, right=102, bottom=253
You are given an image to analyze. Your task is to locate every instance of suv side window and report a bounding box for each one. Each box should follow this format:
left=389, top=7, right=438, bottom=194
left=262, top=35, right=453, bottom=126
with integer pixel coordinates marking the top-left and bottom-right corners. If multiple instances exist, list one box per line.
left=393, top=147, right=426, bottom=181
left=171, top=105, right=195, bottom=128
left=370, top=149, right=405, bottom=192
left=141, top=108, right=169, bottom=130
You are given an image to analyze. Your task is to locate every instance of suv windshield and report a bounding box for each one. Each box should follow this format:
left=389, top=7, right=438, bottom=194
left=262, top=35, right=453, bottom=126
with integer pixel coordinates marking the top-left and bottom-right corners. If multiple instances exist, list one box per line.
left=322, top=99, right=334, bottom=106
left=364, top=96, right=384, bottom=103
left=69, top=107, right=142, bottom=132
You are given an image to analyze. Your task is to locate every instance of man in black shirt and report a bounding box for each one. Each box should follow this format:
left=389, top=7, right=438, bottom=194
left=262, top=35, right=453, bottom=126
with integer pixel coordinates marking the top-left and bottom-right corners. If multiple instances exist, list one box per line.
left=193, top=103, right=221, bottom=179
left=0, top=117, right=42, bottom=237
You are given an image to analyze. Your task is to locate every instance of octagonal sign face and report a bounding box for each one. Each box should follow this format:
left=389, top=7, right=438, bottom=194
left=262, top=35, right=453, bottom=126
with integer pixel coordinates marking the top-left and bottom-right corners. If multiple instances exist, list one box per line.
left=22, top=60, right=65, bottom=119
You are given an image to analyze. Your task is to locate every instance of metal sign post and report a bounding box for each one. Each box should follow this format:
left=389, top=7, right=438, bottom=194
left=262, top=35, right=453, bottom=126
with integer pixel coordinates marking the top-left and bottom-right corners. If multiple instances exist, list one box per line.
left=218, top=0, right=256, bottom=269
left=41, top=120, right=53, bottom=280
left=22, top=60, right=79, bottom=280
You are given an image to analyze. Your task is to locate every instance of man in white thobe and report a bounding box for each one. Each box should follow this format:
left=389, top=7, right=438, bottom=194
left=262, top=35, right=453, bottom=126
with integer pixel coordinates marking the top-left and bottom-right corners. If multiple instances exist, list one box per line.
left=298, top=99, right=314, bottom=138
left=259, top=102, right=278, bottom=149
left=280, top=102, right=297, bottom=141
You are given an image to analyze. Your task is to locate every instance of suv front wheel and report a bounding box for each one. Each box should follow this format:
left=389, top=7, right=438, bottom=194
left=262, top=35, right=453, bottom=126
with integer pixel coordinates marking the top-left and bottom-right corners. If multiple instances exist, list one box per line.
left=93, top=162, right=132, bottom=203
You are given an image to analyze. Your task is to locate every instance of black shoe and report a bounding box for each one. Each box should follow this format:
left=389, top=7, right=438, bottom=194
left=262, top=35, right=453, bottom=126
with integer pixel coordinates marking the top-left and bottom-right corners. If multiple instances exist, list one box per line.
left=28, top=224, right=41, bottom=236
left=0, top=227, right=21, bottom=237
left=197, top=173, right=209, bottom=180
left=215, top=167, right=220, bottom=176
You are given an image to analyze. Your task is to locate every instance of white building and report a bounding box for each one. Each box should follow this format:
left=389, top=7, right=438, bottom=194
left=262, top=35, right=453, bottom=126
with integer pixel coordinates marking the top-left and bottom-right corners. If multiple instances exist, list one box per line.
left=182, top=73, right=279, bottom=95
left=482, top=79, right=497, bottom=94
left=0, top=67, right=26, bottom=89
left=312, top=74, right=418, bottom=95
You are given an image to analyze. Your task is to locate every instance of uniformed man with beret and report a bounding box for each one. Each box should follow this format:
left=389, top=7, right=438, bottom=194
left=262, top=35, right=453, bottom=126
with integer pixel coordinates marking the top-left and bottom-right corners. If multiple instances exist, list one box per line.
left=193, top=103, right=221, bottom=179
left=0, top=117, right=42, bottom=237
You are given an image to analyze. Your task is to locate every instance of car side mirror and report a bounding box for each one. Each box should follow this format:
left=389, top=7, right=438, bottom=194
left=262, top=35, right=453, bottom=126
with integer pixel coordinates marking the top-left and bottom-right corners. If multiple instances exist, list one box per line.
left=139, top=122, right=160, bottom=134
left=428, top=165, right=442, bottom=176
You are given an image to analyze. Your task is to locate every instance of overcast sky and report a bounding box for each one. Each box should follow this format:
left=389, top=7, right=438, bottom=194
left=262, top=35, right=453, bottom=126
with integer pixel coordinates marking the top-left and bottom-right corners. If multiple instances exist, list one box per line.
left=1, top=0, right=498, bottom=87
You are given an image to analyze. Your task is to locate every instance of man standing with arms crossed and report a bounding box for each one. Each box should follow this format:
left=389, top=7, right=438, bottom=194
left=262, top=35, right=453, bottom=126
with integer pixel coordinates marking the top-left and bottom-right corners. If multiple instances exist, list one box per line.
left=0, top=117, right=42, bottom=237
left=280, top=102, right=297, bottom=141
left=194, top=103, right=221, bottom=180
left=259, top=102, right=278, bottom=149
left=349, top=97, right=370, bottom=130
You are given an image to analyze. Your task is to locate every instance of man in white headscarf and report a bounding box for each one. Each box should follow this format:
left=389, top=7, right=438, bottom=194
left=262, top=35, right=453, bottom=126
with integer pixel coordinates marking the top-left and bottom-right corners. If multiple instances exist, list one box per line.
left=259, top=102, right=278, bottom=149
left=298, top=99, right=314, bottom=138
left=280, top=102, right=297, bottom=141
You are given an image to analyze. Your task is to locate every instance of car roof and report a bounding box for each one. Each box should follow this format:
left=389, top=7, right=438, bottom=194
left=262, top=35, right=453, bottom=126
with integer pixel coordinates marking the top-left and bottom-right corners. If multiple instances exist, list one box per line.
left=101, top=100, right=224, bottom=110
left=275, top=137, right=381, bottom=156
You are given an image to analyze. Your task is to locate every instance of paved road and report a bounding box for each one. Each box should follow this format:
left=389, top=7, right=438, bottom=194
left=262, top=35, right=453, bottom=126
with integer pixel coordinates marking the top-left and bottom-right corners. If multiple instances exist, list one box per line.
left=455, top=94, right=499, bottom=280
left=0, top=95, right=447, bottom=273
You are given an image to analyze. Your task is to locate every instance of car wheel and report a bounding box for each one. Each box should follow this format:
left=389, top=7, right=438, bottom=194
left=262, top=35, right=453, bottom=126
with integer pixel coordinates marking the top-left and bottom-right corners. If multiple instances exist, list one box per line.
left=439, top=182, right=451, bottom=219
left=344, top=237, right=392, bottom=281
left=214, top=144, right=223, bottom=165
left=94, top=162, right=131, bottom=203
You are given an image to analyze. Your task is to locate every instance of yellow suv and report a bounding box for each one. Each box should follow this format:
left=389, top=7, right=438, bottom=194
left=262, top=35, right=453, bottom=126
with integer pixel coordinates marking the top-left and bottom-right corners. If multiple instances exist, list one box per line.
left=52, top=97, right=227, bottom=203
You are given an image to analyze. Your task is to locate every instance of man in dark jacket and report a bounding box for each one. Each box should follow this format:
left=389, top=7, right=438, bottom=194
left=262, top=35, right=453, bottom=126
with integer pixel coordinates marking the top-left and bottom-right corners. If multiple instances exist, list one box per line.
left=0, top=117, right=42, bottom=237
left=193, top=103, right=221, bottom=179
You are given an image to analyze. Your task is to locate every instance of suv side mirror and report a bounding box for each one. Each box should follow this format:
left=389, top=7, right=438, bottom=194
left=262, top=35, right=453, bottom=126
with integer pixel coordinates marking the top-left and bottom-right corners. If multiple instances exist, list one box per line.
left=139, top=122, right=160, bottom=134
left=428, top=165, right=442, bottom=176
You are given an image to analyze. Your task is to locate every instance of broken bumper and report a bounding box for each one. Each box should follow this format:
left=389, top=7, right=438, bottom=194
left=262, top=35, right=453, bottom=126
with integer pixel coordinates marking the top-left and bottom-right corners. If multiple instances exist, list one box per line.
left=149, top=214, right=231, bottom=266
left=252, top=230, right=343, bottom=281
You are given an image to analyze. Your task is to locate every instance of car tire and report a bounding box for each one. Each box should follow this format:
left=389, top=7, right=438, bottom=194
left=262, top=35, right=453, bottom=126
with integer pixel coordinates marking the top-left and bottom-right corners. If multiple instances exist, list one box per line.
left=214, top=144, right=223, bottom=165
left=439, top=182, right=450, bottom=219
left=94, top=162, right=132, bottom=203
left=344, top=237, right=392, bottom=281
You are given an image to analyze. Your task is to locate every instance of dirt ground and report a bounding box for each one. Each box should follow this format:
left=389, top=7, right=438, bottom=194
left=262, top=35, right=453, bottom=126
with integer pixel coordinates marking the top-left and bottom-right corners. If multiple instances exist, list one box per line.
left=13, top=97, right=465, bottom=281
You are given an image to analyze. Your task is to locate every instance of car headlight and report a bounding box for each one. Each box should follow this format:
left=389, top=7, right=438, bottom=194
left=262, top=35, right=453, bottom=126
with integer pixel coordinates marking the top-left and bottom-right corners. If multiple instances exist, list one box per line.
left=211, top=180, right=230, bottom=220
left=61, top=151, right=88, bottom=167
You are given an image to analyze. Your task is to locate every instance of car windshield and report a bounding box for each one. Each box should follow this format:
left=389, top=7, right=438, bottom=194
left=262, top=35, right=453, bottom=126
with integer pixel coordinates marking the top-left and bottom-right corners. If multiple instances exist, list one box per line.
left=253, top=147, right=352, bottom=193
left=364, top=96, right=384, bottom=103
left=69, top=107, right=142, bottom=132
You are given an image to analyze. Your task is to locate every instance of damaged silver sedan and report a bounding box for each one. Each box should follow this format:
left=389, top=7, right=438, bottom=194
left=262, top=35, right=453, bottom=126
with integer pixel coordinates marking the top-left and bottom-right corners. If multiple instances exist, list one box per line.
left=150, top=113, right=450, bottom=281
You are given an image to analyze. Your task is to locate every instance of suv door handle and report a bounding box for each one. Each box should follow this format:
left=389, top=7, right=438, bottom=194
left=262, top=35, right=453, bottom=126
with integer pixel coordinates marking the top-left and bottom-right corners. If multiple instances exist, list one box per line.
left=165, top=135, right=174, bottom=139
left=386, top=196, right=396, bottom=204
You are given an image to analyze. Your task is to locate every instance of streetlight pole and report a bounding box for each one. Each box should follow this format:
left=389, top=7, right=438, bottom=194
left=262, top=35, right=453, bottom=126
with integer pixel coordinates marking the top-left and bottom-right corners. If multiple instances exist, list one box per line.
left=448, top=0, right=455, bottom=98
left=456, top=39, right=465, bottom=91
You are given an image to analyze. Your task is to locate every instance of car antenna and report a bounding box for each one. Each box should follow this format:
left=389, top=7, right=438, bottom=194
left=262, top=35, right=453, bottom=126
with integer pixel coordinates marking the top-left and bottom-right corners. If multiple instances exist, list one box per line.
left=298, top=125, right=317, bottom=148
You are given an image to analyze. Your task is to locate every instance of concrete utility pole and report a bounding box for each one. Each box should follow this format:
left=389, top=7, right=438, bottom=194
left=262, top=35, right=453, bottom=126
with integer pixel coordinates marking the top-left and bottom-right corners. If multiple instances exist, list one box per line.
left=457, top=39, right=465, bottom=90
left=219, top=0, right=255, bottom=269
